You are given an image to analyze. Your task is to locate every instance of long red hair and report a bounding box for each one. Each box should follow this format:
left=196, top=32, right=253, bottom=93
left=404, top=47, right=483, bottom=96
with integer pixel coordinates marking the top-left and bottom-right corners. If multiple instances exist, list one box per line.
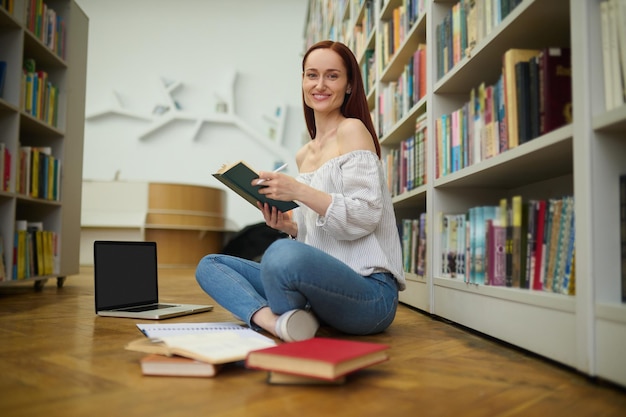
left=301, top=40, right=380, bottom=158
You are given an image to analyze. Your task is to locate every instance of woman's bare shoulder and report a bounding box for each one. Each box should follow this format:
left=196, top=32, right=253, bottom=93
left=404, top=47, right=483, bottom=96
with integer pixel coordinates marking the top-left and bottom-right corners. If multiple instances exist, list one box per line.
left=337, top=118, right=376, bottom=154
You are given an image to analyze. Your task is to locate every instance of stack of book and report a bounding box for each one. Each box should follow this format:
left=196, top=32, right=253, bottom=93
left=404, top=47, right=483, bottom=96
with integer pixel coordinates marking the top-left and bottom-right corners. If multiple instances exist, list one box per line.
left=126, top=322, right=276, bottom=378
left=245, top=337, right=390, bottom=385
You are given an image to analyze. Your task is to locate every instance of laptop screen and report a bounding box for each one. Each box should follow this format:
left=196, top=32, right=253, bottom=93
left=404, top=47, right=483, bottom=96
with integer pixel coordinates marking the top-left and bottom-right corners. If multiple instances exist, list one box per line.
left=94, top=241, right=159, bottom=311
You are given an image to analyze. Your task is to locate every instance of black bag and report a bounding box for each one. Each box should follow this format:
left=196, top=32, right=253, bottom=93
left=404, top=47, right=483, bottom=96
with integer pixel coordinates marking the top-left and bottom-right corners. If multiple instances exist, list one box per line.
left=221, top=222, right=287, bottom=262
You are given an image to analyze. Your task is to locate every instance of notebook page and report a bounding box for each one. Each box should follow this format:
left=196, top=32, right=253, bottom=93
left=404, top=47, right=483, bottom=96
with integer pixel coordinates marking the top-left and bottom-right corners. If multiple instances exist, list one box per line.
left=136, top=322, right=274, bottom=344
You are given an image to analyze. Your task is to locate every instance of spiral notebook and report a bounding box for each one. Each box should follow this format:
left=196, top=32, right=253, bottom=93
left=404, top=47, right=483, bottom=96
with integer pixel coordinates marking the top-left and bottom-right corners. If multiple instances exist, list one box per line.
left=136, top=322, right=273, bottom=343
left=128, top=322, right=277, bottom=364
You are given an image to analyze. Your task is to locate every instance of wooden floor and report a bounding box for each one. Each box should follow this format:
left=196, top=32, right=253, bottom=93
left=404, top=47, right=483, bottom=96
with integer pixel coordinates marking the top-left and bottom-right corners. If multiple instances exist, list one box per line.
left=0, top=267, right=624, bottom=417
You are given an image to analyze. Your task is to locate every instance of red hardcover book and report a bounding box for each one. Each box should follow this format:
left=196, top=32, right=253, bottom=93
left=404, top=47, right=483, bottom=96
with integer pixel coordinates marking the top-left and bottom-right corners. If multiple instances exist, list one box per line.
left=245, top=338, right=389, bottom=381
left=539, top=47, right=572, bottom=135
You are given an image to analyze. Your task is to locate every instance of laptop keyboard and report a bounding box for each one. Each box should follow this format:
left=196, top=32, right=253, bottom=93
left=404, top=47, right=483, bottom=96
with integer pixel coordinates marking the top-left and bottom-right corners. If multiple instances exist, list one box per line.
left=119, top=303, right=177, bottom=312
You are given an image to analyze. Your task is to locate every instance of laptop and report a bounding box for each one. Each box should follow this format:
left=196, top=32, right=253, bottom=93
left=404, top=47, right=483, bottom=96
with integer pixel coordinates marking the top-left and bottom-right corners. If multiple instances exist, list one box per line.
left=94, top=240, right=213, bottom=319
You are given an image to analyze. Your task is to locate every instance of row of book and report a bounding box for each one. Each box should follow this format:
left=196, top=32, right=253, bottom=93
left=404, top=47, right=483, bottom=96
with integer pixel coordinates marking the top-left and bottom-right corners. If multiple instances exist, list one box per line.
left=26, top=0, right=67, bottom=59
left=378, top=43, right=426, bottom=137
left=385, top=112, right=427, bottom=197
left=22, top=58, right=60, bottom=127
left=351, top=0, right=375, bottom=60
left=434, top=47, right=572, bottom=178
left=600, top=0, right=626, bottom=111
left=399, top=212, right=427, bottom=277
left=379, top=0, right=425, bottom=72
left=436, top=0, right=523, bottom=80
left=440, top=195, right=575, bottom=295
left=13, top=220, right=59, bottom=280
left=16, top=146, right=61, bottom=201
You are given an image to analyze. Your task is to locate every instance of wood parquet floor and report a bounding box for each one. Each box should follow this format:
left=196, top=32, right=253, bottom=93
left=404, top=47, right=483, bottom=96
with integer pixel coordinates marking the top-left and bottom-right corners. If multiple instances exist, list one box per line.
left=0, top=267, right=624, bottom=417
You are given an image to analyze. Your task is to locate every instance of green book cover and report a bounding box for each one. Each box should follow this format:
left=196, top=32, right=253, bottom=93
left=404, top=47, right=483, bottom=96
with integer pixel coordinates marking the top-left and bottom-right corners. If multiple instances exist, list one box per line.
left=213, top=161, right=298, bottom=213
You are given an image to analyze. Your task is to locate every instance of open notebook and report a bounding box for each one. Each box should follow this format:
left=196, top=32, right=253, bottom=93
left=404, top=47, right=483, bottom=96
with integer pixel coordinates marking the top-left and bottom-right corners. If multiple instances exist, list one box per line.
left=94, top=241, right=212, bottom=319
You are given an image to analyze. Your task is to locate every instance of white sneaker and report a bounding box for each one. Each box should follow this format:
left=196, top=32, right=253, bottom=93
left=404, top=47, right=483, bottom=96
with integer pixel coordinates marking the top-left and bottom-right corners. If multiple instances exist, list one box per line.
left=275, top=309, right=319, bottom=342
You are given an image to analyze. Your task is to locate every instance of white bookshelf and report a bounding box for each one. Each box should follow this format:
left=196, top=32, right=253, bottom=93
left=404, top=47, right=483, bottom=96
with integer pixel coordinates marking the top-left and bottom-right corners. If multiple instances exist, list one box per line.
left=304, top=0, right=626, bottom=388
left=0, top=0, right=88, bottom=288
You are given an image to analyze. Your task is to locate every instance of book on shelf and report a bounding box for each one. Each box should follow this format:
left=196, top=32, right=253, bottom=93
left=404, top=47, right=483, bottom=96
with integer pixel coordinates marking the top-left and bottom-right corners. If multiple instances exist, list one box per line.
left=553, top=196, right=574, bottom=293
left=400, top=219, right=413, bottom=272
left=523, top=200, right=537, bottom=289
left=139, top=353, right=221, bottom=377
left=528, top=55, right=541, bottom=140
left=456, top=213, right=467, bottom=280
left=502, top=48, right=540, bottom=149
left=440, top=213, right=453, bottom=278
left=538, top=47, right=572, bottom=135
left=442, top=213, right=466, bottom=280
left=511, top=195, right=528, bottom=288
left=514, top=60, right=532, bottom=144
left=212, top=160, right=298, bottom=213
left=543, top=198, right=563, bottom=291
left=0, top=142, right=11, bottom=192
left=416, top=212, right=427, bottom=278
left=0, top=60, right=6, bottom=97
left=245, top=337, right=390, bottom=382
left=486, top=202, right=506, bottom=286
left=531, top=199, right=548, bottom=290
left=502, top=198, right=513, bottom=286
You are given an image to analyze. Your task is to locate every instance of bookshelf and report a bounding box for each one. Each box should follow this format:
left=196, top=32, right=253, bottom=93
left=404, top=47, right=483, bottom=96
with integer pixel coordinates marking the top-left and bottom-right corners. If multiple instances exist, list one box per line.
left=0, top=0, right=88, bottom=288
left=304, top=0, right=626, bottom=387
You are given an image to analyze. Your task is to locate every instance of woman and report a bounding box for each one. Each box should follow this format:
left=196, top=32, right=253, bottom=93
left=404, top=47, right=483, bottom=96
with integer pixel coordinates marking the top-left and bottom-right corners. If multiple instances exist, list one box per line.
left=196, top=40, right=405, bottom=342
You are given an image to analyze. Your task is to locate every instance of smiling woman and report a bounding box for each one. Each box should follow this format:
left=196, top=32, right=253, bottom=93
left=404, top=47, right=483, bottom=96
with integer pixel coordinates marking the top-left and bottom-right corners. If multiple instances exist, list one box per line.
left=195, top=40, right=405, bottom=343
left=300, top=40, right=379, bottom=158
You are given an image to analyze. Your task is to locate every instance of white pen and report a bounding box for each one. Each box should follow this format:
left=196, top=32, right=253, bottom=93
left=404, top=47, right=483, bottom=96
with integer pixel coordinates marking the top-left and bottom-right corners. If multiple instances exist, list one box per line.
left=256, top=163, right=288, bottom=185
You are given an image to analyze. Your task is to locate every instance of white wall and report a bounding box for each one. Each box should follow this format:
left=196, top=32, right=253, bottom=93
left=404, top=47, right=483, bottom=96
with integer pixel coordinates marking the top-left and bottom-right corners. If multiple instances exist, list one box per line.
left=76, top=0, right=309, bottom=230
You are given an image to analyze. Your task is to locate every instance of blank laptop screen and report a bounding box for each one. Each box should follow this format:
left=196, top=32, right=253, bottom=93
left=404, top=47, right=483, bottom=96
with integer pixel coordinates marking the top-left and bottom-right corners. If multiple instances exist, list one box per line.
left=94, top=241, right=159, bottom=311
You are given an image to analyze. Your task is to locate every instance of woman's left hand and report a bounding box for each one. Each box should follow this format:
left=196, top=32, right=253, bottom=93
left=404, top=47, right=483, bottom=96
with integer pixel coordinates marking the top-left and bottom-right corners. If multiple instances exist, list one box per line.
left=257, top=201, right=296, bottom=236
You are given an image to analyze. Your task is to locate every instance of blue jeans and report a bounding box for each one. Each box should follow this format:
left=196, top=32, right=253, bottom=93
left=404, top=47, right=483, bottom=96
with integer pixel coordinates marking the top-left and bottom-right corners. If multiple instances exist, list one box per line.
left=195, top=239, right=399, bottom=335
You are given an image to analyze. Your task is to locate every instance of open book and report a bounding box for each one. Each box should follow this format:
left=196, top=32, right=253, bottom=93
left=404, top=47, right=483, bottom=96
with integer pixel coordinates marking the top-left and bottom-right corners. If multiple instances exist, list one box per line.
left=126, top=330, right=276, bottom=364
left=127, top=322, right=276, bottom=364
left=212, top=160, right=298, bottom=212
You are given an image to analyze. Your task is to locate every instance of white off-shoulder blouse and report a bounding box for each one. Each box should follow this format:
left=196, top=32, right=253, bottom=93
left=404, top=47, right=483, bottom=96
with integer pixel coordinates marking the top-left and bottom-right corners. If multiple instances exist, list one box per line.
left=292, top=150, right=406, bottom=290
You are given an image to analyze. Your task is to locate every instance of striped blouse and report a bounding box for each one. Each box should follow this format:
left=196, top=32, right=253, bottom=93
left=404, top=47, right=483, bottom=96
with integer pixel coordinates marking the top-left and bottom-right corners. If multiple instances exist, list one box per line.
left=292, top=150, right=406, bottom=290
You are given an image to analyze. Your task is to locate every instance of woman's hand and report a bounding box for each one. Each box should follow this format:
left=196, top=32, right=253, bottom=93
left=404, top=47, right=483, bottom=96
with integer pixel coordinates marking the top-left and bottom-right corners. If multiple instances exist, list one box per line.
left=254, top=172, right=299, bottom=202
left=256, top=201, right=297, bottom=237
